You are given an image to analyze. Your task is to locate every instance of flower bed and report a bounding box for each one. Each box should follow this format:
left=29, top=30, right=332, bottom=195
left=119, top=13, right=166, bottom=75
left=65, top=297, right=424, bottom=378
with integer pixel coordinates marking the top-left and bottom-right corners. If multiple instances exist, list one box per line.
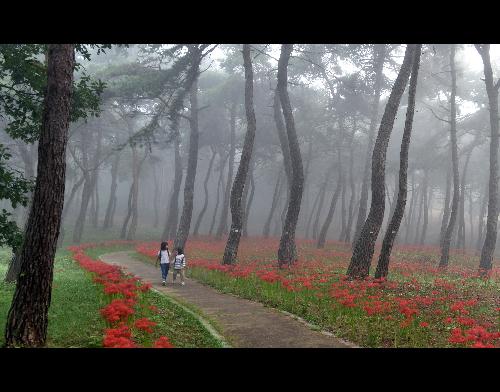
left=136, top=238, right=500, bottom=348
left=69, top=241, right=173, bottom=348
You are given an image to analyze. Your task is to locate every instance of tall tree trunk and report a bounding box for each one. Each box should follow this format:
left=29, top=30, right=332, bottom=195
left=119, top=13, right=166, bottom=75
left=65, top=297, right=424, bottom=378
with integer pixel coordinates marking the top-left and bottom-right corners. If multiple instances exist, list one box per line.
left=222, top=44, right=257, bottom=265
left=243, top=162, right=255, bottom=238
left=152, top=160, right=160, bottom=229
left=72, top=128, right=102, bottom=243
left=163, top=130, right=183, bottom=240
left=209, top=153, right=227, bottom=237
left=216, top=102, right=236, bottom=239
left=103, top=153, right=121, bottom=229
left=300, top=138, right=314, bottom=232
left=405, top=174, right=418, bottom=243
left=439, top=44, right=460, bottom=268
left=457, top=151, right=472, bottom=249
left=339, top=167, right=347, bottom=241
left=468, top=185, right=474, bottom=249
left=317, top=149, right=343, bottom=248
left=414, top=186, right=424, bottom=244
left=353, top=44, right=387, bottom=246
left=277, top=44, right=304, bottom=266
left=193, top=147, right=217, bottom=236
left=55, top=175, right=84, bottom=250
left=476, top=182, right=488, bottom=253
left=305, top=182, right=321, bottom=239
left=439, top=165, right=452, bottom=247
left=127, top=150, right=147, bottom=240
left=263, top=168, right=283, bottom=237
left=312, top=164, right=334, bottom=239
left=347, top=44, right=415, bottom=279
left=476, top=44, right=500, bottom=275
left=375, top=45, right=421, bottom=278
left=91, top=164, right=100, bottom=228
left=5, top=44, right=74, bottom=347
left=175, top=71, right=201, bottom=251
left=120, top=145, right=138, bottom=239
left=419, top=169, right=429, bottom=245
left=344, top=130, right=357, bottom=242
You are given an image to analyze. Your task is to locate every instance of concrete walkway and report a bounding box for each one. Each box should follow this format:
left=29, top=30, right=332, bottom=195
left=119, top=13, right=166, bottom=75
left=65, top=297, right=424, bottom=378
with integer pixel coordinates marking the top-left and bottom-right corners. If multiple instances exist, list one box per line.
left=100, top=251, right=354, bottom=348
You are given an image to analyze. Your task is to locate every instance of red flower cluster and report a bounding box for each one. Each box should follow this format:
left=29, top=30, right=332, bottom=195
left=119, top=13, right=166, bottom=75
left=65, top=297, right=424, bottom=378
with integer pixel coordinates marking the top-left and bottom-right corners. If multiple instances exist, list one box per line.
left=135, top=318, right=157, bottom=333
left=154, top=336, right=174, bottom=348
left=69, top=242, right=174, bottom=349
left=103, top=324, right=136, bottom=348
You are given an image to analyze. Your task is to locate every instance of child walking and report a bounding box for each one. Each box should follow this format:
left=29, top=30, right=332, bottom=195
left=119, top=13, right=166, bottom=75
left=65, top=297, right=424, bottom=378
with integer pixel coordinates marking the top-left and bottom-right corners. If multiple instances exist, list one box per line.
left=173, top=247, right=186, bottom=286
left=157, top=241, right=171, bottom=286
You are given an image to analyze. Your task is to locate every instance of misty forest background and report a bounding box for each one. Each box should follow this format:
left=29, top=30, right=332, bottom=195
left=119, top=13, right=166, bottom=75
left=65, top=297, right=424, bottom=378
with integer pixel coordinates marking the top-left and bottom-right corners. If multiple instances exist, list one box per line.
left=1, top=44, right=499, bottom=264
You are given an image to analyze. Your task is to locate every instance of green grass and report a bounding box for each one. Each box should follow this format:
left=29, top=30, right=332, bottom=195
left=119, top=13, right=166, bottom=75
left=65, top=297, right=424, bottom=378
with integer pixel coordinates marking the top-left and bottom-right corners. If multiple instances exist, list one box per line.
left=0, top=244, right=224, bottom=348
left=135, top=289, right=224, bottom=348
left=0, top=248, right=107, bottom=347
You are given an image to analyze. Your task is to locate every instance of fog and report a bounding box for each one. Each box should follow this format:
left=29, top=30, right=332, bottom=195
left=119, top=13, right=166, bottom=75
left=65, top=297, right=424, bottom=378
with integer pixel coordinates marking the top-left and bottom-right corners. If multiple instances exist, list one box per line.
left=2, top=43, right=500, bottom=253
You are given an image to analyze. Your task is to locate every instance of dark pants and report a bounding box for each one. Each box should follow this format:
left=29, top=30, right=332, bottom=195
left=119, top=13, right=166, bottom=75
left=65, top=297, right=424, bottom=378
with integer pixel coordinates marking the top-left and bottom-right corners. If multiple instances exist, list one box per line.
left=160, top=263, right=170, bottom=280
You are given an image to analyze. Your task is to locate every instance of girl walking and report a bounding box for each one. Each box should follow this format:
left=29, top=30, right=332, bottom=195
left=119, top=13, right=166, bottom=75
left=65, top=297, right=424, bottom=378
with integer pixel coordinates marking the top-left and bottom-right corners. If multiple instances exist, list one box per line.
left=157, top=241, right=171, bottom=286
left=173, top=247, right=186, bottom=286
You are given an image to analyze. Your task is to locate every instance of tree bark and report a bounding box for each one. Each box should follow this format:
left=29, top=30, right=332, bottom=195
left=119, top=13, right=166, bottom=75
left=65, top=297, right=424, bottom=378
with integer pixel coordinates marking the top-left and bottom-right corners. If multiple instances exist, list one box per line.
left=347, top=44, right=415, bottom=279
left=353, top=44, right=387, bottom=246
left=163, top=130, right=183, bottom=240
left=242, top=161, right=255, bottom=238
left=439, top=44, right=460, bottom=268
left=277, top=44, right=304, bottom=266
left=193, top=147, right=217, bottom=236
left=476, top=44, right=500, bottom=275
left=222, top=44, right=257, bottom=264
left=175, top=69, right=201, bottom=251
left=374, top=45, right=421, bottom=278
left=5, top=44, right=74, bottom=347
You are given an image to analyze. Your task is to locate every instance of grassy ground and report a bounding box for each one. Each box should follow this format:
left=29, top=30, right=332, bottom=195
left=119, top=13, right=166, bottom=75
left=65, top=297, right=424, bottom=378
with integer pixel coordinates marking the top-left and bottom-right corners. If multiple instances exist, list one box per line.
left=0, top=248, right=107, bottom=347
left=0, top=244, right=223, bottom=348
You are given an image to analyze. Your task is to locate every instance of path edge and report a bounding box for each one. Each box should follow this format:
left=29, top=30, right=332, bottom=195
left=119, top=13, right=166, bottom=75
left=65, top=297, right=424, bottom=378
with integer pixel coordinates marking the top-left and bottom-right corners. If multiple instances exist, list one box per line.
left=149, top=287, right=232, bottom=348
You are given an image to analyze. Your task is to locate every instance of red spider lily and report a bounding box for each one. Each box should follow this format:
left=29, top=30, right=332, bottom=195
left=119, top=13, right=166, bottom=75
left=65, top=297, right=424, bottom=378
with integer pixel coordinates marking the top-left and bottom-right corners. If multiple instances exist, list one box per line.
left=101, top=299, right=135, bottom=323
left=134, top=318, right=157, bottom=334
left=154, top=336, right=174, bottom=348
left=69, top=242, right=175, bottom=349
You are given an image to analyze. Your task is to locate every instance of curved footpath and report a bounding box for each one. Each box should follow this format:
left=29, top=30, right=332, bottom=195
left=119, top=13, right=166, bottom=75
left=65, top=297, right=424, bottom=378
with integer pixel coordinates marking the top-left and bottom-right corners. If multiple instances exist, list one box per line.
left=100, top=251, right=355, bottom=348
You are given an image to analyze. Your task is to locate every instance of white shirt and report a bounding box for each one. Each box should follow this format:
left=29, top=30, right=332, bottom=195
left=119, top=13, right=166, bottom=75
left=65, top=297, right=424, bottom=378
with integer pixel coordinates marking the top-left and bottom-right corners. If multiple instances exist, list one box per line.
left=157, top=249, right=171, bottom=264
